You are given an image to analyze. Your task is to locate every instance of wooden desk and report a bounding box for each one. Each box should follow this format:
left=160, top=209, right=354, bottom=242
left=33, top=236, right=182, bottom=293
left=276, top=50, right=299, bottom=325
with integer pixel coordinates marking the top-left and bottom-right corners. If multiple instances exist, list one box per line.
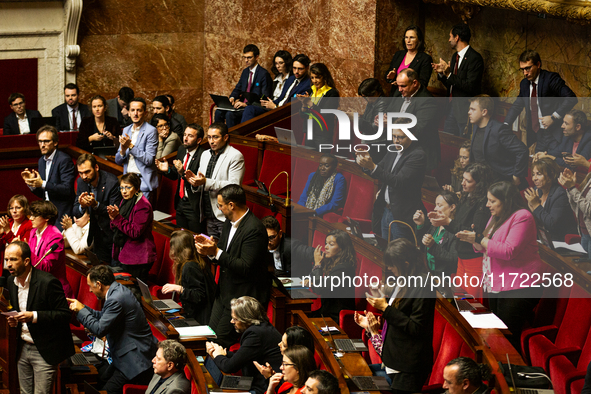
left=269, top=287, right=313, bottom=333
left=59, top=346, right=99, bottom=394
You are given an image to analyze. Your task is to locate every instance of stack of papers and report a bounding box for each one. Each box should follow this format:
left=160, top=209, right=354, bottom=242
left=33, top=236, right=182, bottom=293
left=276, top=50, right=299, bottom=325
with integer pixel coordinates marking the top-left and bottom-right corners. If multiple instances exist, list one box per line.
left=459, top=311, right=508, bottom=329
left=278, top=277, right=303, bottom=288
left=175, top=325, right=217, bottom=339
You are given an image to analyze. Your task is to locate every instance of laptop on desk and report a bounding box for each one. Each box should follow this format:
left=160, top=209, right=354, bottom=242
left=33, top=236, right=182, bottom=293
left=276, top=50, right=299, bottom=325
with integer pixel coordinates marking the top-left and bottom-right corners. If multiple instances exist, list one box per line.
left=137, top=278, right=182, bottom=311
left=320, top=315, right=368, bottom=353
left=537, top=227, right=585, bottom=257
left=205, top=357, right=253, bottom=390
left=210, top=94, right=244, bottom=112
left=69, top=352, right=98, bottom=366
left=506, top=355, right=554, bottom=394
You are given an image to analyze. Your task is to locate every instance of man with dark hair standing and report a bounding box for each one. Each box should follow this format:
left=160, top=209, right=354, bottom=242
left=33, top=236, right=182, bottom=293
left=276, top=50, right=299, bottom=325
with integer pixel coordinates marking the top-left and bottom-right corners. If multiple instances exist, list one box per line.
left=165, top=94, right=188, bottom=132
left=107, top=87, right=135, bottom=128
left=442, top=357, right=490, bottom=394
left=188, top=122, right=245, bottom=239
left=195, top=184, right=270, bottom=348
left=67, top=265, right=158, bottom=394
left=74, top=153, right=122, bottom=264
left=357, top=78, right=389, bottom=163
left=52, top=83, right=91, bottom=132
left=505, top=50, right=577, bottom=151
left=3, top=92, right=42, bottom=135
left=156, top=123, right=207, bottom=233
left=5, top=241, right=75, bottom=394
left=261, top=216, right=291, bottom=277
left=302, top=371, right=340, bottom=394
left=151, top=95, right=184, bottom=138
left=432, top=24, right=484, bottom=137
left=21, top=125, right=76, bottom=230
left=115, top=97, right=159, bottom=202
left=147, top=340, right=191, bottom=394
left=241, top=53, right=312, bottom=123
left=214, top=44, right=272, bottom=128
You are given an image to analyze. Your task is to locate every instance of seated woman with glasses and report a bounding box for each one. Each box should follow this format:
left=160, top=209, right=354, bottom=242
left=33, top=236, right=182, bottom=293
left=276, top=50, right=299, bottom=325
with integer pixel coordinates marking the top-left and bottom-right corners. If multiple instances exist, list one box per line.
left=153, top=114, right=181, bottom=159
left=76, top=95, right=121, bottom=153
left=297, top=154, right=347, bottom=217
left=107, top=173, right=156, bottom=280
left=266, top=346, right=316, bottom=394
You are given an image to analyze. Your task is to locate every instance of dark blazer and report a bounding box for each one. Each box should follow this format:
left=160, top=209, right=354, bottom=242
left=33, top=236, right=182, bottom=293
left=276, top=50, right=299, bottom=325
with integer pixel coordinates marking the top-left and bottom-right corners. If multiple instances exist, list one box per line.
left=110, top=195, right=156, bottom=265
left=216, top=210, right=271, bottom=306
left=8, top=267, right=75, bottom=366
left=504, top=69, right=577, bottom=152
left=230, top=66, right=273, bottom=101
left=385, top=50, right=433, bottom=95
left=387, top=84, right=441, bottom=170
left=146, top=371, right=191, bottom=394
left=532, top=183, right=578, bottom=242
left=3, top=109, right=42, bottom=135
left=470, top=119, right=529, bottom=178
left=415, top=222, right=458, bottom=276
left=381, top=277, right=436, bottom=392
left=77, top=281, right=158, bottom=380
left=51, top=102, right=91, bottom=132
left=273, top=75, right=312, bottom=106
left=274, top=235, right=292, bottom=277
left=76, top=116, right=122, bottom=152
left=179, top=260, right=216, bottom=325
left=32, top=149, right=76, bottom=230
left=213, top=321, right=283, bottom=394
left=446, top=196, right=490, bottom=260
left=437, top=46, right=484, bottom=121
left=74, top=170, right=122, bottom=263
left=369, top=144, right=427, bottom=234
left=547, top=131, right=591, bottom=169
left=359, top=95, right=390, bottom=163
left=106, top=98, right=132, bottom=128
left=163, top=145, right=207, bottom=216
left=301, top=87, right=340, bottom=146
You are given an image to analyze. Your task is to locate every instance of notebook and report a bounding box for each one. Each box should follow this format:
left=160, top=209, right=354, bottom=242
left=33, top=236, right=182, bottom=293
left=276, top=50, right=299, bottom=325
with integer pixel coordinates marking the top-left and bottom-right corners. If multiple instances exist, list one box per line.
left=210, top=94, right=244, bottom=112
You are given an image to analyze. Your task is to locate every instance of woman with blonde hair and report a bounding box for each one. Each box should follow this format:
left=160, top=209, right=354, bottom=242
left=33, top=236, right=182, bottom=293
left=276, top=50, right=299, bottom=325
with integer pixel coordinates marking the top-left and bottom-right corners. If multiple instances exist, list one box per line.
left=162, top=230, right=215, bottom=324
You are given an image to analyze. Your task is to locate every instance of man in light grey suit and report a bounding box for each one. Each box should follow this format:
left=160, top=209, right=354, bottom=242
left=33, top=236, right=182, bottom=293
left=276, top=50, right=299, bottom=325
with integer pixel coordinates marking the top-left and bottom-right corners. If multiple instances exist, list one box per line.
left=67, top=265, right=158, bottom=394
left=147, top=340, right=191, bottom=394
left=188, top=122, right=245, bottom=238
left=115, top=97, right=159, bottom=202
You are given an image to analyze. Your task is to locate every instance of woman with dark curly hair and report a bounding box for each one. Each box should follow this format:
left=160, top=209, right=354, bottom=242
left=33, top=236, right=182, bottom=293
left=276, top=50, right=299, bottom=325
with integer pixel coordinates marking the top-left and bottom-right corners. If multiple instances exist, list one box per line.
left=307, top=229, right=356, bottom=322
left=445, top=141, right=471, bottom=194
left=270, top=50, right=293, bottom=101
left=430, top=162, right=492, bottom=299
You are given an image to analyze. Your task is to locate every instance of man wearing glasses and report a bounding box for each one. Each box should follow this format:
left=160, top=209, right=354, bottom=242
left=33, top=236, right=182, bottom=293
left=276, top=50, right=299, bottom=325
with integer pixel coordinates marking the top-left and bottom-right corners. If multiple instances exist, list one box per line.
left=21, top=125, right=76, bottom=230
left=214, top=44, right=272, bottom=128
left=3, top=93, right=42, bottom=135
left=505, top=49, right=577, bottom=151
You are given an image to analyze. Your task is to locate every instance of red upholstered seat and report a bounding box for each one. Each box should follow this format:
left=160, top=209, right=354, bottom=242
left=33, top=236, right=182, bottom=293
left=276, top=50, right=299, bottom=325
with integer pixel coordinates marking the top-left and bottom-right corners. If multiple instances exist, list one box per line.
left=432, top=142, right=459, bottom=186
left=122, top=384, right=147, bottom=394
left=149, top=231, right=168, bottom=284
left=292, top=158, right=320, bottom=203
left=149, top=321, right=167, bottom=341
left=326, top=175, right=375, bottom=232
left=233, top=143, right=258, bottom=184
left=153, top=239, right=175, bottom=298
left=66, top=266, right=82, bottom=299
left=155, top=175, right=177, bottom=215
left=253, top=150, right=291, bottom=196
left=528, top=286, right=591, bottom=371
left=548, top=326, right=591, bottom=394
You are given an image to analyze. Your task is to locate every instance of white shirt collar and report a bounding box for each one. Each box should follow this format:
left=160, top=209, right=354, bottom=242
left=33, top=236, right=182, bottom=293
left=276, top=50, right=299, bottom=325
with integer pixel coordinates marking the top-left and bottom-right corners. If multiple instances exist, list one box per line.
left=457, top=45, right=470, bottom=59
left=45, top=148, right=57, bottom=161
left=249, top=64, right=258, bottom=74
left=533, top=74, right=540, bottom=86
left=67, top=104, right=79, bottom=111
left=16, top=269, right=32, bottom=289
left=230, top=209, right=249, bottom=229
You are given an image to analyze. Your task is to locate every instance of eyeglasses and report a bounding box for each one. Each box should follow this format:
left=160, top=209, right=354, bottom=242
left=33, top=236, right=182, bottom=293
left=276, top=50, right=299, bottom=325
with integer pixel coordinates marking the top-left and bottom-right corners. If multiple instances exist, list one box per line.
left=519, top=65, right=534, bottom=73
left=38, top=139, right=53, bottom=145
left=11, top=101, right=25, bottom=107
left=119, top=186, right=133, bottom=191
left=157, top=124, right=170, bottom=129
left=268, top=234, right=278, bottom=241
left=281, top=362, right=295, bottom=368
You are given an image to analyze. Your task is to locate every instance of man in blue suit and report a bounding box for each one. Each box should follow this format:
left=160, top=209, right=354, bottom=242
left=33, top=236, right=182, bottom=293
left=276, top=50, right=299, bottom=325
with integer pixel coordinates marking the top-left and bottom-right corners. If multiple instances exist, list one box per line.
left=214, top=44, right=272, bottom=128
left=68, top=265, right=158, bottom=394
left=3, top=93, right=42, bottom=135
left=468, top=96, right=528, bottom=189
left=241, top=53, right=312, bottom=123
left=21, top=125, right=76, bottom=230
left=504, top=50, right=577, bottom=151
left=115, top=98, right=159, bottom=202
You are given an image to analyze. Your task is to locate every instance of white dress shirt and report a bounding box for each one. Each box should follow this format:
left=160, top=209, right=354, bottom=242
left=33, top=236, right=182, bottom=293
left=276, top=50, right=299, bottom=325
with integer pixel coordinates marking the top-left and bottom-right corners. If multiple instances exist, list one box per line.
left=127, top=124, right=142, bottom=174
left=16, top=270, right=38, bottom=344
left=213, top=209, right=249, bottom=260
left=17, top=113, right=30, bottom=134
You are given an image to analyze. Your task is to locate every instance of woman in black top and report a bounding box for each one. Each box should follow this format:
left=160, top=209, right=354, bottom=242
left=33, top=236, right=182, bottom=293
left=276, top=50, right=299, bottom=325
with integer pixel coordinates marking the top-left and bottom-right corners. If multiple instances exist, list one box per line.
left=430, top=163, right=492, bottom=300
left=161, top=230, right=215, bottom=324
left=385, top=25, right=433, bottom=96
left=308, top=229, right=356, bottom=322
left=76, top=95, right=121, bottom=152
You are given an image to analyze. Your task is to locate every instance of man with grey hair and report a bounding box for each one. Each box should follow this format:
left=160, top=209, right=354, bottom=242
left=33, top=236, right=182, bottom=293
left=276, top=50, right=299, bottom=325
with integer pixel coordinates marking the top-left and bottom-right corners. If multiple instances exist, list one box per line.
left=146, top=340, right=191, bottom=394
left=204, top=296, right=282, bottom=394
left=442, top=357, right=491, bottom=394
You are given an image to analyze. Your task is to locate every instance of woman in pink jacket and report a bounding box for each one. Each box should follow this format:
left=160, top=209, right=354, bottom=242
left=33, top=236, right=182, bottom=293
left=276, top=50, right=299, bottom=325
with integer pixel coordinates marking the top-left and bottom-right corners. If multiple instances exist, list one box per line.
left=457, top=181, right=543, bottom=350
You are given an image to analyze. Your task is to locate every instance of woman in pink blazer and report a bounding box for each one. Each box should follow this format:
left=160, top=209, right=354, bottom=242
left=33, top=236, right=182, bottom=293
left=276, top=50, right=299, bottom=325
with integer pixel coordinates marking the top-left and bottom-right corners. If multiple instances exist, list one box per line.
left=28, top=200, right=73, bottom=298
left=458, top=181, right=544, bottom=350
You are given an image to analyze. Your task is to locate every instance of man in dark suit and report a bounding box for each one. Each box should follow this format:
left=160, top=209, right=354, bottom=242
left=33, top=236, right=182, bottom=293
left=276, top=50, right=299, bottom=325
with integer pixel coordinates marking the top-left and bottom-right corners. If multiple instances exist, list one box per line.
left=74, top=153, right=122, bottom=264
left=195, top=185, right=271, bottom=348
left=443, top=357, right=491, bottom=394
left=387, top=68, right=441, bottom=171
left=147, top=340, right=191, bottom=394
left=214, top=44, right=272, bottom=128
left=262, top=215, right=291, bottom=277
left=21, top=125, right=76, bottom=230
left=156, top=123, right=207, bottom=233
left=540, top=110, right=591, bottom=170
left=358, top=78, right=389, bottom=163
left=68, top=265, right=158, bottom=394
left=433, top=24, right=484, bottom=137
left=5, top=241, right=75, bottom=394
left=3, top=93, right=42, bottom=135
left=241, top=53, right=312, bottom=123
left=504, top=50, right=577, bottom=151
left=107, top=86, right=134, bottom=129
left=468, top=96, right=528, bottom=188
left=151, top=95, right=184, bottom=138
left=51, top=83, right=91, bottom=132
left=165, top=94, right=188, bottom=132
left=357, top=128, right=427, bottom=241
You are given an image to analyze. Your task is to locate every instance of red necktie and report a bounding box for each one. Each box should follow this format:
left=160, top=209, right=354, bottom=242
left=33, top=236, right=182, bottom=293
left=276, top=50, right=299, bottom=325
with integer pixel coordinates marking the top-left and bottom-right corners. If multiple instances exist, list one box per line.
left=72, top=109, right=78, bottom=131
left=531, top=82, right=540, bottom=133
left=179, top=152, right=190, bottom=199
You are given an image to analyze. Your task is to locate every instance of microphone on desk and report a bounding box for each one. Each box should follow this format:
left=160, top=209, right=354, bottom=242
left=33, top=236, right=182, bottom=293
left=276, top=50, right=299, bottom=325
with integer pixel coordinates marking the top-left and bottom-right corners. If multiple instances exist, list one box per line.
left=268, top=171, right=290, bottom=213
left=34, top=243, right=59, bottom=268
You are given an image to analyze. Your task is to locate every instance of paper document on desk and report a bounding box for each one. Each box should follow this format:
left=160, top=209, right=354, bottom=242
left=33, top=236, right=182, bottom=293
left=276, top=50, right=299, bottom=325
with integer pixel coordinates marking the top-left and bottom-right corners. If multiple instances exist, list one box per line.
left=278, top=277, right=302, bottom=288
left=176, top=325, right=217, bottom=339
left=460, top=311, right=508, bottom=329
left=552, top=241, right=586, bottom=254
left=153, top=210, right=172, bottom=222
